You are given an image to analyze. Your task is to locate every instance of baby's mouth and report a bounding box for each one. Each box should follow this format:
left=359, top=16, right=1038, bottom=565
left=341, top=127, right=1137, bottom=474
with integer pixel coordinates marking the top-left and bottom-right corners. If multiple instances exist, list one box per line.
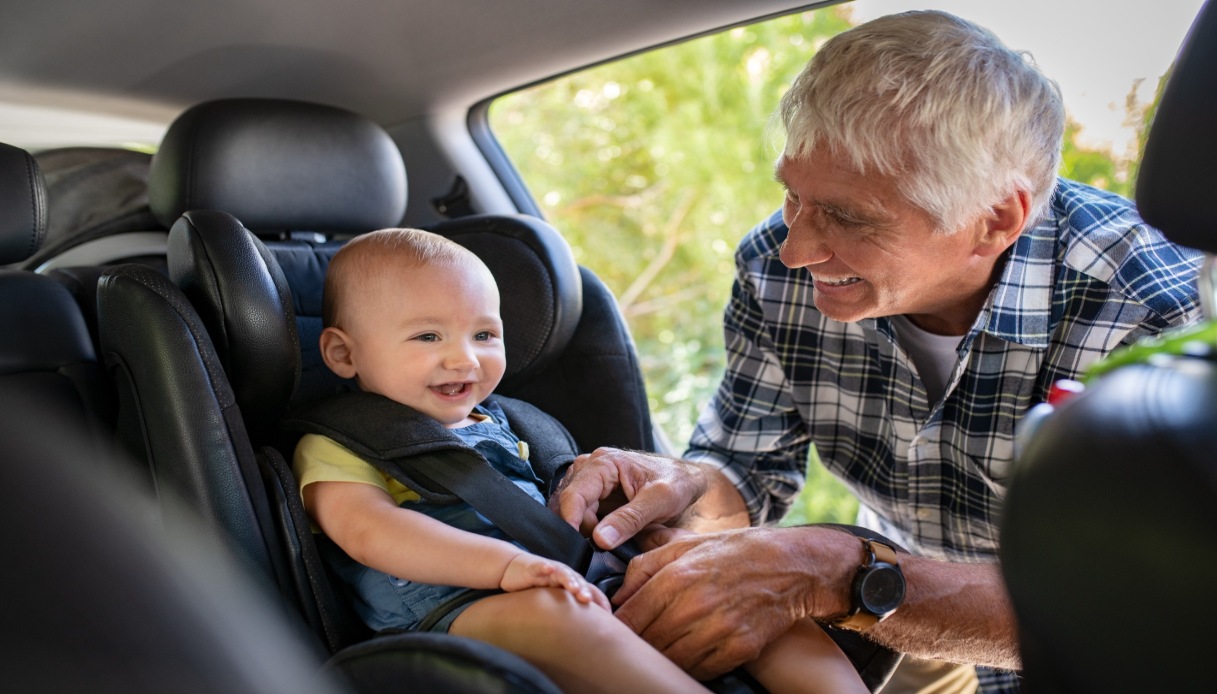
left=434, top=383, right=469, bottom=396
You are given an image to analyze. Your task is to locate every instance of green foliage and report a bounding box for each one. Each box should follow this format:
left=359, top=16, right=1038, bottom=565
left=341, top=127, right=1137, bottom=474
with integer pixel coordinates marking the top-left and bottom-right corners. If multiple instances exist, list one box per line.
left=1059, top=75, right=1164, bottom=197
left=778, top=447, right=860, bottom=526
left=490, top=5, right=1159, bottom=526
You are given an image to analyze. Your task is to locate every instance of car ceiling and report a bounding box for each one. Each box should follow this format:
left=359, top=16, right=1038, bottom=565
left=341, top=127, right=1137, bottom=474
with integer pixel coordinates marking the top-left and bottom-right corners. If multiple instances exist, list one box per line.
left=1, top=0, right=825, bottom=143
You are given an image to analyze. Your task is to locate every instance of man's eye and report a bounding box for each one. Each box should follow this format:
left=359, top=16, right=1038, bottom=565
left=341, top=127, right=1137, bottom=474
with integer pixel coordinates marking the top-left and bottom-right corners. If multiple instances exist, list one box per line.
left=829, top=212, right=863, bottom=229
left=817, top=205, right=865, bottom=230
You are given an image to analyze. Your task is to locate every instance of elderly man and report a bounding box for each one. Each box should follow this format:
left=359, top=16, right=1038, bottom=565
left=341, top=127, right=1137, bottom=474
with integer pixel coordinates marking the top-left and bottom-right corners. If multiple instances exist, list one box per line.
left=554, top=10, right=1202, bottom=693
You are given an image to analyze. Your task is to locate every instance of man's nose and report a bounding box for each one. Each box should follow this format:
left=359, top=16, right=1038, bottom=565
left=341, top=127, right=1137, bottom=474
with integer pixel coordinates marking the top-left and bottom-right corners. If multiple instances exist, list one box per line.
left=779, top=224, right=833, bottom=268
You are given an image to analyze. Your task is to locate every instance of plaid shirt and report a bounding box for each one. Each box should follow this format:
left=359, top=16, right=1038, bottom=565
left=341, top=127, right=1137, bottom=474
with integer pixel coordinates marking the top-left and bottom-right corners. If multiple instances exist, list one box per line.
left=685, top=179, right=1203, bottom=562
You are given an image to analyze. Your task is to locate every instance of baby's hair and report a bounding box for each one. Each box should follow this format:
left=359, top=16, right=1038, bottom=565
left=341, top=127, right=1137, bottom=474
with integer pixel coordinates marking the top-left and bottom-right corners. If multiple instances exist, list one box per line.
left=323, top=228, right=485, bottom=329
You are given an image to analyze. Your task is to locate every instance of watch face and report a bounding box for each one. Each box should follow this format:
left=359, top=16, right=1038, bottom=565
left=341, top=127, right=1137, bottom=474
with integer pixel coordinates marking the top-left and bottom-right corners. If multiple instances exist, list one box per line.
left=860, top=564, right=906, bottom=614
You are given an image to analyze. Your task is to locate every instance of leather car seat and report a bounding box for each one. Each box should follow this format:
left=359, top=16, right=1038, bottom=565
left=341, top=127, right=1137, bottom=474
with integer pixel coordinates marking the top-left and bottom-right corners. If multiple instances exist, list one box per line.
left=1000, top=2, right=1217, bottom=691
left=0, top=142, right=117, bottom=461
left=0, top=390, right=344, bottom=694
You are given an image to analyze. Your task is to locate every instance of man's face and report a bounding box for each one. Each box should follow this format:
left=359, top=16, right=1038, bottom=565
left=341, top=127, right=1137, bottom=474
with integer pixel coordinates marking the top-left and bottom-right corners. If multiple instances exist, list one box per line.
left=776, top=147, right=1000, bottom=335
left=341, top=260, right=506, bottom=427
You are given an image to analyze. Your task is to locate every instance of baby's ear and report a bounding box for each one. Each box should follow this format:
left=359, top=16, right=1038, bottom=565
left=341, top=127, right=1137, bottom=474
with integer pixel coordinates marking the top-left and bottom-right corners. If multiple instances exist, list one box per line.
left=319, top=327, right=358, bottom=379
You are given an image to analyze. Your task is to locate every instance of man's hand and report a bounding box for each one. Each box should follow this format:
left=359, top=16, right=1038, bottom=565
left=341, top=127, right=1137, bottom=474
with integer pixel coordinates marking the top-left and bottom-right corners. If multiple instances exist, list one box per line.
left=551, top=447, right=711, bottom=549
left=609, top=526, right=861, bottom=679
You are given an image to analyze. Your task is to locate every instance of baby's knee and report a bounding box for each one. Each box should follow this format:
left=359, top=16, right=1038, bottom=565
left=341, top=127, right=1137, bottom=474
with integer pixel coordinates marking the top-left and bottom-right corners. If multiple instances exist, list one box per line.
left=513, top=588, right=626, bottom=644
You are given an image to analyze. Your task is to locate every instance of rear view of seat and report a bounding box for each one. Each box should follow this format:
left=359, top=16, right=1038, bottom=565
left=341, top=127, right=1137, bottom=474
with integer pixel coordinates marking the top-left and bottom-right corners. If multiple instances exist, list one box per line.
left=0, top=142, right=116, bottom=457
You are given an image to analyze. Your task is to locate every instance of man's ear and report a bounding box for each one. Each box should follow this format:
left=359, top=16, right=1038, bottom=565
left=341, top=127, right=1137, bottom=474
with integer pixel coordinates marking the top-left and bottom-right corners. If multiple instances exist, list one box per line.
left=975, top=189, right=1032, bottom=258
left=319, top=327, right=358, bottom=379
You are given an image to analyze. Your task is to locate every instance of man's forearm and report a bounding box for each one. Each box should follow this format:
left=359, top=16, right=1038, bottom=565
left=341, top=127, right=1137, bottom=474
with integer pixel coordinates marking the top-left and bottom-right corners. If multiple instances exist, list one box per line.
left=867, top=557, right=1021, bottom=670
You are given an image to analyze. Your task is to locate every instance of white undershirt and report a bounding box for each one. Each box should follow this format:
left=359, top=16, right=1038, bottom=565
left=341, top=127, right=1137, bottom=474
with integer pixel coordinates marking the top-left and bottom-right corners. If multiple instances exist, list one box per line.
left=891, top=314, right=963, bottom=406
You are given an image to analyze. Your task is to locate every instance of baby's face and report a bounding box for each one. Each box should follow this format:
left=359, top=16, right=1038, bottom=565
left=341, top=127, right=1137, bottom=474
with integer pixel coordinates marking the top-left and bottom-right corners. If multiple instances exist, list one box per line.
left=343, top=260, right=505, bottom=427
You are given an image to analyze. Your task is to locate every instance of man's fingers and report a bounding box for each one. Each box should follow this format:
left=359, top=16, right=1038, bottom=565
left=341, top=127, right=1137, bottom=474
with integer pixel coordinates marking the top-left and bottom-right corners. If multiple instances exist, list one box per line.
left=555, top=489, right=595, bottom=529
left=610, top=547, right=663, bottom=607
left=593, top=484, right=683, bottom=549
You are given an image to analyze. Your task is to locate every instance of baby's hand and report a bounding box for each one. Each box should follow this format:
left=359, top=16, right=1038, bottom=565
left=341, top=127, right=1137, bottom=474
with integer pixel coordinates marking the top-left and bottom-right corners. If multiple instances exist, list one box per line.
left=500, top=554, right=612, bottom=611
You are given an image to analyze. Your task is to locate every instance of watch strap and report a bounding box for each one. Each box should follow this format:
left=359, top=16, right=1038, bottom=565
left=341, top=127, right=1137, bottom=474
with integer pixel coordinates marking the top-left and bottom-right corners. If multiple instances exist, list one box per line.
left=832, top=537, right=901, bottom=631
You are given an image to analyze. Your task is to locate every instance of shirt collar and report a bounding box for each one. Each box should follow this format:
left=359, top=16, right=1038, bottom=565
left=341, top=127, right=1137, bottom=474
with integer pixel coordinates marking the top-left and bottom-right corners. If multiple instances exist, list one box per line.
left=970, top=210, right=1059, bottom=349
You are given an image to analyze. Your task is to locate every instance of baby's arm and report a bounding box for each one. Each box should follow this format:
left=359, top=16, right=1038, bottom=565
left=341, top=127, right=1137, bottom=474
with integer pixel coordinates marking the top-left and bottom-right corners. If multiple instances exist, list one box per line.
left=305, top=480, right=607, bottom=608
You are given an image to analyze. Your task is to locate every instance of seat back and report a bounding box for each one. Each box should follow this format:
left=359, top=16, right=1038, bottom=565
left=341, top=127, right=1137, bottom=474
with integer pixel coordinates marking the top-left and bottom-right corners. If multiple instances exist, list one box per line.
left=0, top=142, right=116, bottom=456
left=1, top=391, right=343, bottom=694
left=1001, top=2, right=1217, bottom=691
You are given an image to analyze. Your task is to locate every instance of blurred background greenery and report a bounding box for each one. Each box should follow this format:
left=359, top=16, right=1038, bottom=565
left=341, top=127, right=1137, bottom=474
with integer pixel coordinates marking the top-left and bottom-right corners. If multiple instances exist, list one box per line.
left=489, top=3, right=1161, bottom=526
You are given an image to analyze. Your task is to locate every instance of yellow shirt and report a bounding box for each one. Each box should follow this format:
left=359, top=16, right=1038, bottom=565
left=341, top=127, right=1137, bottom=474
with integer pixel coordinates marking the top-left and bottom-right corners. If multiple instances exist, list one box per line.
left=293, top=433, right=421, bottom=504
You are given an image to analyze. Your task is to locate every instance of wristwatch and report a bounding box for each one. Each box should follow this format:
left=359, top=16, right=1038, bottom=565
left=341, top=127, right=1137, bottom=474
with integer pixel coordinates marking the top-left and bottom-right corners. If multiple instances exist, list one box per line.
left=832, top=537, right=906, bottom=631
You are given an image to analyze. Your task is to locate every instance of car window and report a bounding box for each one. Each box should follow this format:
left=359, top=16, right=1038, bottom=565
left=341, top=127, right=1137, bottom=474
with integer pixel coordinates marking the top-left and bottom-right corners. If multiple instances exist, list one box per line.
left=488, top=0, right=1204, bottom=524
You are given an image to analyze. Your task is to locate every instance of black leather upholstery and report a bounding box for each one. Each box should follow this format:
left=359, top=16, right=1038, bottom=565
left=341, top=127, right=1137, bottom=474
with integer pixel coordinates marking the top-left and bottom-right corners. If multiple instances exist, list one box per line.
left=1003, top=361, right=1217, bottom=692
left=148, top=98, right=407, bottom=231
left=0, top=142, right=47, bottom=265
left=98, top=263, right=290, bottom=586
left=0, top=142, right=115, bottom=450
left=1, top=392, right=345, bottom=694
left=1135, top=0, right=1217, bottom=253
left=1002, top=2, right=1217, bottom=691
left=168, top=209, right=302, bottom=442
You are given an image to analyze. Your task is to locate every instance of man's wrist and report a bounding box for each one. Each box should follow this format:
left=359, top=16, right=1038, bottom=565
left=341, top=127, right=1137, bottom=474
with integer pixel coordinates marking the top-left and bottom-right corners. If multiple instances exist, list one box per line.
left=797, top=527, right=871, bottom=620
left=676, top=461, right=750, bottom=532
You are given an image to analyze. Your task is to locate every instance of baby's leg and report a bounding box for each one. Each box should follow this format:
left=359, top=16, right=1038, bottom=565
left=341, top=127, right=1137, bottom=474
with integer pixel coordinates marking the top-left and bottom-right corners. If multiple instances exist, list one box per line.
left=451, top=587, right=708, bottom=694
left=744, top=618, right=868, bottom=694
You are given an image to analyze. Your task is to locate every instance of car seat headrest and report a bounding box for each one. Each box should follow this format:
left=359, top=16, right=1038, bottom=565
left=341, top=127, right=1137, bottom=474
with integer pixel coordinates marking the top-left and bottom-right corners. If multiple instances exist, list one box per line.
left=149, top=98, right=407, bottom=232
left=168, top=209, right=301, bottom=440
left=0, top=143, right=48, bottom=265
left=1136, top=0, right=1217, bottom=253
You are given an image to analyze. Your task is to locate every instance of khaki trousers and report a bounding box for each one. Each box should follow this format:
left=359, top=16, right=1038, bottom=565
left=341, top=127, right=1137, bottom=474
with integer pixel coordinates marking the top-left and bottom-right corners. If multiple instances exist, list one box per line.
left=879, top=655, right=978, bottom=694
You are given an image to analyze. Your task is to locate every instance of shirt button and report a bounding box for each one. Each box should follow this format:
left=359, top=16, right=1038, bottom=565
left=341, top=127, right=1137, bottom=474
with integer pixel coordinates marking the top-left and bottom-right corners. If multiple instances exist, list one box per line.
left=916, top=508, right=932, bottom=520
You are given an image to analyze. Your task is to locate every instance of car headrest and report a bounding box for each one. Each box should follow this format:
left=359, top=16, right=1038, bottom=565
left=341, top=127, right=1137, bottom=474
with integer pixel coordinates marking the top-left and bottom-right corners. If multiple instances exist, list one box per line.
left=148, top=98, right=407, bottom=232
left=0, top=143, right=48, bottom=265
left=1136, top=0, right=1217, bottom=253
left=1001, top=360, right=1217, bottom=691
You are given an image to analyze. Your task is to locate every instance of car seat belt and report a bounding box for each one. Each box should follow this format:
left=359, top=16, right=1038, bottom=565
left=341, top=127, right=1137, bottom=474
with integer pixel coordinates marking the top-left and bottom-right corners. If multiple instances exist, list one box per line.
left=404, top=448, right=636, bottom=596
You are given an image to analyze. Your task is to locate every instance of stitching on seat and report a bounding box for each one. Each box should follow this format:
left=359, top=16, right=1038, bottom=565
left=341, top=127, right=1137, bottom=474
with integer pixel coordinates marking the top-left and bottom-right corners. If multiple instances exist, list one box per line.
left=23, top=152, right=45, bottom=257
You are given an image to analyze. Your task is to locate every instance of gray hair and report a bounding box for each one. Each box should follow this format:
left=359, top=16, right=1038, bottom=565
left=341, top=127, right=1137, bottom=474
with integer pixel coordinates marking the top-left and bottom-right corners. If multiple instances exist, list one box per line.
left=778, top=10, right=1065, bottom=233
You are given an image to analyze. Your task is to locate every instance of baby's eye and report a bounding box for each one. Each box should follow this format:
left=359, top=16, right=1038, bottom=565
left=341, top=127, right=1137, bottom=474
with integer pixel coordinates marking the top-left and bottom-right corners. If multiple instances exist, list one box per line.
left=474, top=331, right=497, bottom=342
left=413, top=332, right=440, bottom=343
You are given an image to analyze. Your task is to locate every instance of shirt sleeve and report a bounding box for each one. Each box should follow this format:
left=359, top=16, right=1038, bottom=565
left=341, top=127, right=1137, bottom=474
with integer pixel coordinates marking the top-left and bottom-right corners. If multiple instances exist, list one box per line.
left=293, top=433, right=420, bottom=504
left=683, top=215, right=812, bottom=526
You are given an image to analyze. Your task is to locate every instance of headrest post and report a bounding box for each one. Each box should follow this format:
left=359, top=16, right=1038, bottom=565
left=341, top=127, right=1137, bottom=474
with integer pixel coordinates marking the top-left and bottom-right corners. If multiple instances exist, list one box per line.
left=1200, top=255, right=1217, bottom=321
